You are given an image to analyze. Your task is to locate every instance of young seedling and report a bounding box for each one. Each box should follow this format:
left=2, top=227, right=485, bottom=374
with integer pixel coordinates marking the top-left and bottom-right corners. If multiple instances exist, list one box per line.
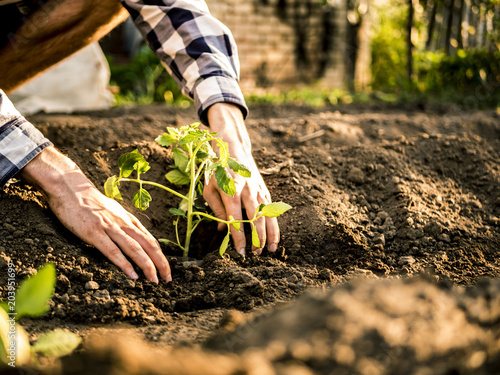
left=0, top=263, right=82, bottom=368
left=104, top=123, right=291, bottom=261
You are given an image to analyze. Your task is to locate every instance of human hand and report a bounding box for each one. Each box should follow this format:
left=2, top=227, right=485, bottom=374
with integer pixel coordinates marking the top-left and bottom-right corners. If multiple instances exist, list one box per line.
left=19, top=147, right=171, bottom=283
left=203, top=103, right=280, bottom=256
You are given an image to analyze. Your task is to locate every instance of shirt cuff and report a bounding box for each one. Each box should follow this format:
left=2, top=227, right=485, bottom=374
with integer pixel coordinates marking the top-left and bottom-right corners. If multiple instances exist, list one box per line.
left=193, top=75, right=249, bottom=126
left=0, top=117, right=53, bottom=187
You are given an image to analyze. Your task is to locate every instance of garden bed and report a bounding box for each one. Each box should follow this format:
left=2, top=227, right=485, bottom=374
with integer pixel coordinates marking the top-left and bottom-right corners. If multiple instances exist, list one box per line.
left=1, top=103, right=499, bottom=373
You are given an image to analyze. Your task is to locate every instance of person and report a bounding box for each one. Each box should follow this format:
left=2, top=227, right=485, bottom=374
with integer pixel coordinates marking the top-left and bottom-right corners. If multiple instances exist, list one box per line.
left=0, top=0, right=280, bottom=284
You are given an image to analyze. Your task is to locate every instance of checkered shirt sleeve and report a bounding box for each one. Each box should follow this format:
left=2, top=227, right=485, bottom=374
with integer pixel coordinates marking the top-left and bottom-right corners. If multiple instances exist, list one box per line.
left=121, top=0, right=248, bottom=125
left=0, top=90, right=52, bottom=187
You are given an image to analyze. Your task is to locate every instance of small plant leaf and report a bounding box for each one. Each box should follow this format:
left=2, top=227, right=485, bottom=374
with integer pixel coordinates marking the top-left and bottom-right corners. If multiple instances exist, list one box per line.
left=15, top=263, right=56, bottom=319
left=166, top=169, right=191, bottom=185
left=135, top=158, right=151, bottom=175
left=215, top=166, right=236, bottom=196
left=158, top=239, right=177, bottom=247
left=133, top=188, right=152, bottom=210
left=261, top=202, right=293, bottom=217
left=251, top=224, right=261, bottom=248
left=118, top=150, right=146, bottom=178
left=104, top=176, right=123, bottom=200
left=228, top=215, right=241, bottom=231
left=0, top=309, right=31, bottom=365
left=219, top=231, right=231, bottom=257
left=155, top=133, right=177, bottom=147
left=172, top=147, right=189, bottom=172
left=32, top=329, right=82, bottom=358
left=178, top=133, right=199, bottom=144
left=253, top=203, right=266, bottom=219
left=228, top=158, right=251, bottom=178
left=0, top=302, right=8, bottom=313
left=169, top=208, right=186, bottom=217
left=218, top=141, right=229, bottom=166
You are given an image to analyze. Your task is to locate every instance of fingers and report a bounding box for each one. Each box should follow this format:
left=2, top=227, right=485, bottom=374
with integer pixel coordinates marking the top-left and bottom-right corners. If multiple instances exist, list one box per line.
left=203, top=183, right=227, bottom=231
left=220, top=191, right=246, bottom=255
left=105, top=224, right=159, bottom=284
left=90, top=233, right=139, bottom=281
left=241, top=193, right=266, bottom=255
left=266, top=216, right=280, bottom=253
left=124, top=213, right=172, bottom=282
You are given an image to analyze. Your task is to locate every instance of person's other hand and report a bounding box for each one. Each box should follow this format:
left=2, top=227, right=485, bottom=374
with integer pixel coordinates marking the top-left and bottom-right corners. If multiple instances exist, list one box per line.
left=19, top=147, right=171, bottom=283
left=203, top=103, right=280, bottom=256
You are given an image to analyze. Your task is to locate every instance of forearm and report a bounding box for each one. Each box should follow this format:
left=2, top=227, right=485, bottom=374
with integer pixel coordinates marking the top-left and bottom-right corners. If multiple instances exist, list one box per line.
left=207, top=103, right=252, bottom=154
left=0, top=90, right=52, bottom=186
left=18, top=146, right=89, bottom=198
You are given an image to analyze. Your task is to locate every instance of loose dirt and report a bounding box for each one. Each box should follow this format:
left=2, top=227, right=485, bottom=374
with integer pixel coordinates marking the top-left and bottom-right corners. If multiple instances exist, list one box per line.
left=1, top=103, right=499, bottom=374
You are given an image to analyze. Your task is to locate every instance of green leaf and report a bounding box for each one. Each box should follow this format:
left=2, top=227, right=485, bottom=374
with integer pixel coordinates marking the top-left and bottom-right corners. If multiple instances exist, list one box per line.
left=261, top=202, right=293, bottom=217
left=178, top=133, right=200, bottom=144
left=159, top=239, right=178, bottom=248
left=104, top=176, right=123, bottom=200
left=169, top=208, right=186, bottom=217
left=253, top=203, right=266, bottom=219
left=218, top=141, right=229, bottom=166
left=172, top=147, right=189, bottom=172
left=32, top=329, right=82, bottom=358
left=228, top=158, right=251, bottom=178
left=196, top=150, right=209, bottom=160
left=251, top=224, right=261, bottom=248
left=155, top=133, right=177, bottom=147
left=228, top=215, right=241, bottom=232
left=166, top=169, right=191, bottom=185
left=219, top=231, right=231, bottom=257
left=0, top=302, right=8, bottom=313
left=215, top=166, right=236, bottom=196
left=132, top=188, right=152, bottom=210
left=15, top=263, right=56, bottom=319
left=136, top=158, right=150, bottom=174
left=167, top=127, right=180, bottom=136
left=118, top=150, right=148, bottom=178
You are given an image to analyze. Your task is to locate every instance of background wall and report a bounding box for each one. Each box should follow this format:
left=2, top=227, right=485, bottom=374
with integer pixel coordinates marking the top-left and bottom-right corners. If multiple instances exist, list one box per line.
left=205, top=0, right=351, bottom=92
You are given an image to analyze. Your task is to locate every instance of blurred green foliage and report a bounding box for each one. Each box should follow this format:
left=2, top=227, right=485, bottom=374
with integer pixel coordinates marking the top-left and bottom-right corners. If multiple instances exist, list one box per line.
left=370, top=0, right=409, bottom=92
left=107, top=46, right=191, bottom=108
left=371, top=0, right=500, bottom=107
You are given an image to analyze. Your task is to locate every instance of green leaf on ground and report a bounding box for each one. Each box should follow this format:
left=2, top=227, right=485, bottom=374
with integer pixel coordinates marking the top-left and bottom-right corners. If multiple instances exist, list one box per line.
left=15, top=263, right=56, bottom=319
left=32, top=329, right=82, bottom=358
left=215, top=166, right=236, bottom=196
left=261, top=202, right=293, bottom=217
left=133, top=188, right=152, bottom=210
left=104, top=176, right=123, bottom=200
left=166, top=169, right=191, bottom=185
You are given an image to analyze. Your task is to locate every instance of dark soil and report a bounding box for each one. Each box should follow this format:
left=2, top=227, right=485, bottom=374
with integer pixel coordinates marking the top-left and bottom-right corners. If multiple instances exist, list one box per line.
left=1, top=103, right=499, bottom=374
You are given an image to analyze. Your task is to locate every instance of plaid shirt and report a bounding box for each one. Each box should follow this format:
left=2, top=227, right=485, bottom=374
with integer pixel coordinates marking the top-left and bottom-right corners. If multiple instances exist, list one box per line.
left=0, top=0, right=247, bottom=187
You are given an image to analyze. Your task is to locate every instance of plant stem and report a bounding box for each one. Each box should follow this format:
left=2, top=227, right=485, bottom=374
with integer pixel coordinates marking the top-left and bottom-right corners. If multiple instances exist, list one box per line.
left=183, top=144, right=198, bottom=260
left=120, top=178, right=188, bottom=201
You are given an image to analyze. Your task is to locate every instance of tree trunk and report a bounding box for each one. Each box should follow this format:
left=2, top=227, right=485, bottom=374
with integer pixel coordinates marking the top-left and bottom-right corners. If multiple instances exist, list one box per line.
left=407, top=0, right=414, bottom=84
left=456, top=0, right=465, bottom=48
left=444, top=0, right=455, bottom=55
left=426, top=1, right=438, bottom=50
